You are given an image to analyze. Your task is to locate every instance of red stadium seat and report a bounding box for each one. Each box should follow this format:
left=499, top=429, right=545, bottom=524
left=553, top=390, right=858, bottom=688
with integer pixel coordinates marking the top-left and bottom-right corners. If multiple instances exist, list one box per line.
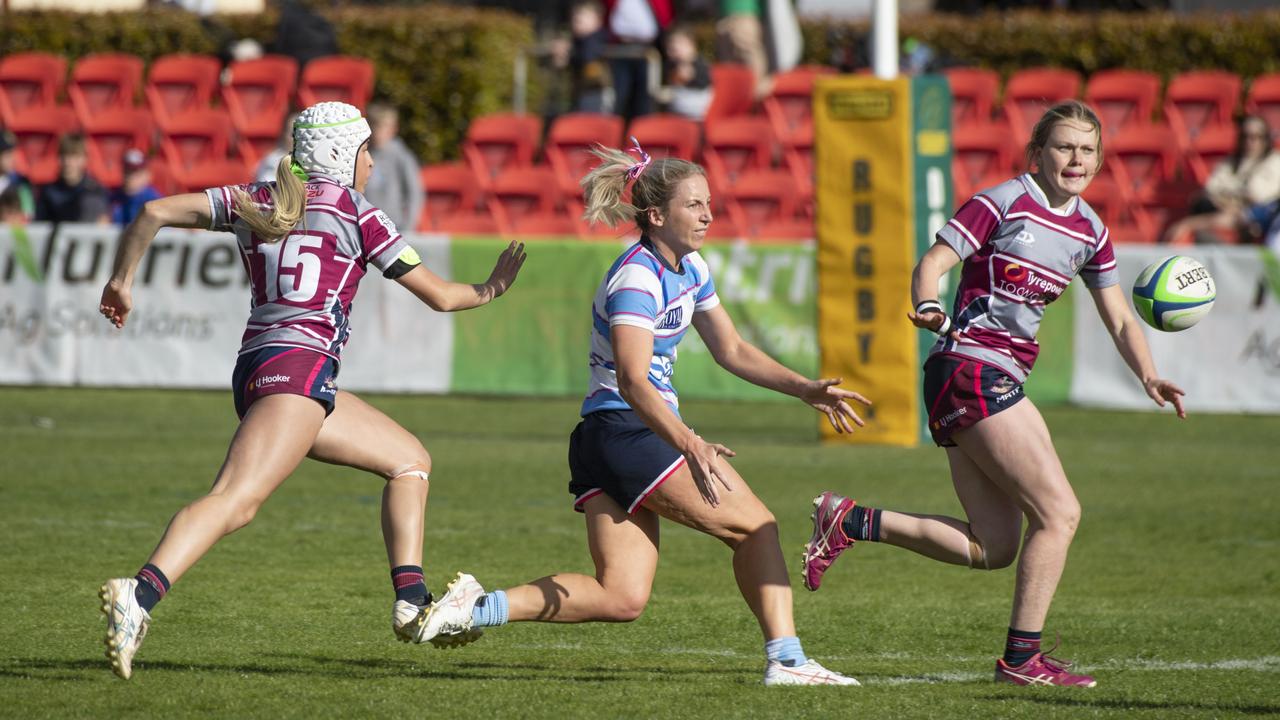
left=436, top=210, right=501, bottom=236
left=627, top=113, right=700, bottom=161
left=502, top=210, right=583, bottom=239
left=780, top=118, right=814, bottom=197
left=944, top=66, right=1000, bottom=128
left=222, top=56, right=298, bottom=135
left=159, top=110, right=233, bottom=174
left=6, top=105, right=79, bottom=184
left=1084, top=69, right=1160, bottom=139
left=147, top=157, right=178, bottom=196
left=702, top=115, right=774, bottom=189
left=1001, top=67, right=1083, bottom=146
left=1245, top=73, right=1280, bottom=141
left=704, top=63, right=757, bottom=122
left=172, top=158, right=252, bottom=194
left=1108, top=123, right=1186, bottom=202
left=723, top=169, right=797, bottom=239
left=145, top=54, right=221, bottom=128
left=417, top=162, right=483, bottom=232
left=544, top=112, right=624, bottom=200
left=83, top=108, right=154, bottom=188
left=68, top=53, right=144, bottom=124
left=461, top=112, right=542, bottom=186
left=1081, top=171, right=1155, bottom=244
left=0, top=52, right=67, bottom=125
left=952, top=122, right=1016, bottom=197
left=1163, top=71, right=1241, bottom=151
left=1185, top=124, right=1237, bottom=187
left=753, top=217, right=813, bottom=241
left=489, top=166, right=562, bottom=234
left=297, top=55, right=375, bottom=111
left=763, top=65, right=836, bottom=144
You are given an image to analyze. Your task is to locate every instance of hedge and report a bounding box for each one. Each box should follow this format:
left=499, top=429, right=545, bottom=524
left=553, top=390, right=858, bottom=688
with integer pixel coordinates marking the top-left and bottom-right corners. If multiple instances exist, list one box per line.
left=6, top=7, right=1280, bottom=162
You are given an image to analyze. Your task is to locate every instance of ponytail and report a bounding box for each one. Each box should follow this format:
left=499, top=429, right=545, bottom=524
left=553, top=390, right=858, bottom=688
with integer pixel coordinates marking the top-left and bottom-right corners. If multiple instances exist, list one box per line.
left=232, top=153, right=307, bottom=242
left=580, top=145, right=704, bottom=233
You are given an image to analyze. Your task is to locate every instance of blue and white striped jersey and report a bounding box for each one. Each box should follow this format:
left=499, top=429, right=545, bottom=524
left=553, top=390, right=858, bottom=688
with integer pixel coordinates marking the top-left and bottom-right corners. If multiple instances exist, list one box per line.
left=581, top=239, right=720, bottom=417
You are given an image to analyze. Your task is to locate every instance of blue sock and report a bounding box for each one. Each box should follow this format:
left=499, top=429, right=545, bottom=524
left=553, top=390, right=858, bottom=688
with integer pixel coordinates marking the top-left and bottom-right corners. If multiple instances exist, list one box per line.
left=764, top=636, right=808, bottom=667
left=472, top=590, right=509, bottom=628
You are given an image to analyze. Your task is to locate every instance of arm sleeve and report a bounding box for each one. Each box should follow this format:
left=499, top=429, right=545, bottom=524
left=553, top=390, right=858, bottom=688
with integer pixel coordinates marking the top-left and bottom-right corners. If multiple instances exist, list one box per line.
left=1080, top=230, right=1119, bottom=289
left=689, top=253, right=721, bottom=312
left=357, top=202, right=412, bottom=275
left=936, top=193, right=1002, bottom=261
left=205, top=185, right=245, bottom=232
left=605, top=263, right=662, bottom=332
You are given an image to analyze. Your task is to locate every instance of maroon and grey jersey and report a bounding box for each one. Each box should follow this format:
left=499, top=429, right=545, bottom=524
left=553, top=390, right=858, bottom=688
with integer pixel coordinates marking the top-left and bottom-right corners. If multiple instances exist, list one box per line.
left=206, top=174, right=418, bottom=362
left=932, top=173, right=1119, bottom=382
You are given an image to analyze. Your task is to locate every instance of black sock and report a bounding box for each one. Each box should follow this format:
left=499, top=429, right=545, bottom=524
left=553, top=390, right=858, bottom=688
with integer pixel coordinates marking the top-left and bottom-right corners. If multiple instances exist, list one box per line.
left=134, top=563, right=170, bottom=613
left=391, top=565, right=429, bottom=606
left=840, top=504, right=882, bottom=542
left=1004, top=627, right=1042, bottom=666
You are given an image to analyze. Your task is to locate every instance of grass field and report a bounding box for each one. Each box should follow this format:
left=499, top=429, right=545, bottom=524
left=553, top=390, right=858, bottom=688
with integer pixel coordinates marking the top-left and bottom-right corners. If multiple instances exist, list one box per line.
left=2, top=387, right=1278, bottom=718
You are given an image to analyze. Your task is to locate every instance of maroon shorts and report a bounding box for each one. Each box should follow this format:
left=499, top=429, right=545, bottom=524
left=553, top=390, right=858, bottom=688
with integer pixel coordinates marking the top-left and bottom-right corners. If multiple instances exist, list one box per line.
left=922, top=353, right=1024, bottom=447
left=232, top=346, right=339, bottom=419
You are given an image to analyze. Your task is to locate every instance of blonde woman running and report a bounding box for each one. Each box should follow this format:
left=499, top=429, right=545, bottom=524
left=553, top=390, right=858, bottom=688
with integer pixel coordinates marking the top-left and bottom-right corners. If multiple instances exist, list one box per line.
left=97, top=102, right=526, bottom=680
left=418, top=141, right=871, bottom=686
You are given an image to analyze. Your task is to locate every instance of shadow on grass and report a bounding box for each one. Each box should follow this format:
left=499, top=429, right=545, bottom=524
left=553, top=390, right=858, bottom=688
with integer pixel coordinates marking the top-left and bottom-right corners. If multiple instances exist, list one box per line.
left=979, top=692, right=1280, bottom=716
left=1, top=654, right=747, bottom=684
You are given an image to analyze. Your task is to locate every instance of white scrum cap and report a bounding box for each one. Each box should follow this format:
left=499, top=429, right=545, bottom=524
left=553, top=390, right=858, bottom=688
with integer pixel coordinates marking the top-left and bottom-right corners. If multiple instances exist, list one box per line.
left=292, top=101, right=371, bottom=188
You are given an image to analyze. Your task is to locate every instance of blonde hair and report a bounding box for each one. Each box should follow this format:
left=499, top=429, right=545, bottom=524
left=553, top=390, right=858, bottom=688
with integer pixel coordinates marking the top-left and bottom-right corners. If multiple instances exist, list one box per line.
left=1025, top=99, right=1105, bottom=172
left=232, top=153, right=307, bottom=242
left=580, top=145, right=704, bottom=233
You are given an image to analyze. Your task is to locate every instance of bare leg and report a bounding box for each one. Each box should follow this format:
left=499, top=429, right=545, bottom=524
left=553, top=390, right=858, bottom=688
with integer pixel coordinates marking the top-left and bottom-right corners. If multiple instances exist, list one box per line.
left=504, top=493, right=660, bottom=623
left=308, top=390, right=432, bottom=569
left=146, top=394, right=327, bottom=583
left=953, top=399, right=1080, bottom=631
left=643, top=462, right=795, bottom=640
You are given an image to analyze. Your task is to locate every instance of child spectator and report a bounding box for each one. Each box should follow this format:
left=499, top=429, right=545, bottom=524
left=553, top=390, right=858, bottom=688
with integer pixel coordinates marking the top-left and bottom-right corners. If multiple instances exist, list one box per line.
left=0, top=131, right=35, bottom=221
left=110, top=149, right=163, bottom=226
left=36, top=134, right=110, bottom=224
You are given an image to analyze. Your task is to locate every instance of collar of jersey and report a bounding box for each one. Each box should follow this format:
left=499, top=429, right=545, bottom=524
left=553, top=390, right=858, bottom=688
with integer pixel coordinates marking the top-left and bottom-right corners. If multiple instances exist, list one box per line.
left=640, top=236, right=685, bottom=274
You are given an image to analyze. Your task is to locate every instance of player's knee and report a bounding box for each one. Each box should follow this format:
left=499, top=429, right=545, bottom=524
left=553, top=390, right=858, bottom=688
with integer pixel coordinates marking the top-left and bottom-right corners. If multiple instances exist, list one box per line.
left=223, top=495, right=265, bottom=533
left=967, top=529, right=1018, bottom=570
left=1041, top=497, right=1081, bottom=538
left=388, top=456, right=432, bottom=485
left=605, top=588, right=650, bottom=622
left=715, top=508, right=777, bottom=549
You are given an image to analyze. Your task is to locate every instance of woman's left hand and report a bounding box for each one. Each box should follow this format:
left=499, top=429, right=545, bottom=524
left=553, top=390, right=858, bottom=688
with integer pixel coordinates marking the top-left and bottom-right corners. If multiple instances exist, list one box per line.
left=1144, top=377, right=1186, bottom=419
left=800, top=378, right=872, bottom=433
left=485, top=241, right=528, bottom=300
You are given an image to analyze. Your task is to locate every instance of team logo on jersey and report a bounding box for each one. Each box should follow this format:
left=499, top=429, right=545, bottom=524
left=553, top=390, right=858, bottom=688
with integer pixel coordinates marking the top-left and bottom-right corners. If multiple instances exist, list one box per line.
left=1069, top=250, right=1088, bottom=273
left=1013, top=230, right=1036, bottom=246
left=305, top=184, right=324, bottom=199
left=992, top=254, right=1068, bottom=305
left=320, top=376, right=337, bottom=395
left=656, top=306, right=684, bottom=330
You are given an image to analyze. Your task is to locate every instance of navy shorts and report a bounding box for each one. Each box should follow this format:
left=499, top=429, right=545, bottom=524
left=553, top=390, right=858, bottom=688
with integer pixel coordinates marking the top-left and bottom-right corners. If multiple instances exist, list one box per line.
left=232, top=346, right=339, bottom=419
left=922, top=352, right=1024, bottom=447
left=568, top=410, right=687, bottom=514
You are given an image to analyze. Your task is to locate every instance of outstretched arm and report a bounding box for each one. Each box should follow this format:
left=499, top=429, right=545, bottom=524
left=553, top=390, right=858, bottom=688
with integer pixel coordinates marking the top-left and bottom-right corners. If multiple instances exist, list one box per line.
left=691, top=305, right=870, bottom=433
left=100, top=193, right=212, bottom=328
left=1089, top=283, right=1186, bottom=418
left=395, top=241, right=526, bottom=312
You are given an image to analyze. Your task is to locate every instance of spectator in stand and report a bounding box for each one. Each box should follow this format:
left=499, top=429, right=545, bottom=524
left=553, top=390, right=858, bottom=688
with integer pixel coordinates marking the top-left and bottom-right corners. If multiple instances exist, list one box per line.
left=1162, top=114, right=1280, bottom=245
left=565, top=0, right=612, bottom=114
left=111, top=149, right=163, bottom=226
left=0, top=130, right=35, bottom=221
left=604, top=0, right=673, bottom=122
left=715, top=0, right=769, bottom=99
left=36, top=134, right=110, bottom=224
left=363, top=102, right=422, bottom=233
left=270, top=0, right=339, bottom=70
left=256, top=112, right=300, bottom=183
left=0, top=185, right=26, bottom=225
left=661, top=26, right=712, bottom=120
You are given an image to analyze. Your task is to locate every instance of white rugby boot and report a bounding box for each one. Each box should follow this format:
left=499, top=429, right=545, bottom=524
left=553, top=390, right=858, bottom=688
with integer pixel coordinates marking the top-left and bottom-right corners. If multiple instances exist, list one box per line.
left=764, top=658, right=861, bottom=686
left=421, top=572, right=485, bottom=648
left=392, top=598, right=431, bottom=643
left=100, top=578, right=151, bottom=680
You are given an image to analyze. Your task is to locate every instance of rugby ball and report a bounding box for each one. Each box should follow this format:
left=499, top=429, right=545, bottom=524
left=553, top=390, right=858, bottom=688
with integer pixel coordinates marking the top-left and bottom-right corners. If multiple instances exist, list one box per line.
left=1131, top=255, right=1215, bottom=332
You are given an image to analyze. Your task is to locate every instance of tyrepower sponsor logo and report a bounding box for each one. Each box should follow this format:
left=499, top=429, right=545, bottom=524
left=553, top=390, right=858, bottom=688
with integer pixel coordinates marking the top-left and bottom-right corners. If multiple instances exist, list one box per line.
left=991, top=254, right=1068, bottom=305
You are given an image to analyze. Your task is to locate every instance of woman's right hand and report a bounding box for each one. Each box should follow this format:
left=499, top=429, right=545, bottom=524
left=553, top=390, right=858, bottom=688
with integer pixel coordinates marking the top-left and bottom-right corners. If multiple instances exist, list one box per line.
left=682, top=433, right=736, bottom=507
left=907, top=308, right=960, bottom=341
left=484, top=241, right=527, bottom=300
left=99, top=281, right=133, bottom=329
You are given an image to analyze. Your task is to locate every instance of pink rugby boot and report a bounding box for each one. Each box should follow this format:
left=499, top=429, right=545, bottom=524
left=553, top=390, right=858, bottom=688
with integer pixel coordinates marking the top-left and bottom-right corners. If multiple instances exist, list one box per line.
left=801, top=491, right=858, bottom=591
